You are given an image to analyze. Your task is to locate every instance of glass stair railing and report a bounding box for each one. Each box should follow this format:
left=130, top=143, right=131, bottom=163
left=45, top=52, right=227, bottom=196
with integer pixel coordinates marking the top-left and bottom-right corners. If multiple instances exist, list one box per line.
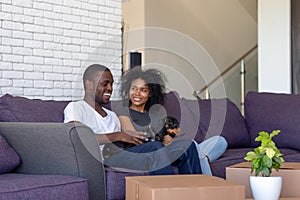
left=193, top=45, right=258, bottom=115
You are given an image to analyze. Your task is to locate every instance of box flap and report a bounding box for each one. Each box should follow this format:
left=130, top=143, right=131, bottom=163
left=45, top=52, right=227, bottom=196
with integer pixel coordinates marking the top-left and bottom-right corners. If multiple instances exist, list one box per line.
left=126, top=175, right=245, bottom=200
left=127, top=175, right=242, bottom=189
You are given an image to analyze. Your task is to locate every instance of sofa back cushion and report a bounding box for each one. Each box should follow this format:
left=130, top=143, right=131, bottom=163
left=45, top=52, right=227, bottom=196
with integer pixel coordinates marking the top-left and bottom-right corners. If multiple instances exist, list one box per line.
left=0, top=93, right=250, bottom=149
left=245, top=91, right=300, bottom=150
left=0, top=134, right=20, bottom=174
left=0, top=94, right=69, bottom=122
left=194, top=98, right=250, bottom=148
left=164, top=96, right=250, bottom=149
left=163, top=91, right=182, bottom=119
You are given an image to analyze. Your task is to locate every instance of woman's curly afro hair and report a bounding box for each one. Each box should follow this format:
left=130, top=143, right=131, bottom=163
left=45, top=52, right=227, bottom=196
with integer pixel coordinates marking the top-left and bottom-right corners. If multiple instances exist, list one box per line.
left=121, top=66, right=166, bottom=111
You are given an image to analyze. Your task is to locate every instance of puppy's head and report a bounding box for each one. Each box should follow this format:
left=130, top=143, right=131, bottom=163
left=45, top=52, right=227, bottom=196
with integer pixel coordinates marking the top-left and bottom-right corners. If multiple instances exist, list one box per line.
left=164, top=116, right=179, bottom=129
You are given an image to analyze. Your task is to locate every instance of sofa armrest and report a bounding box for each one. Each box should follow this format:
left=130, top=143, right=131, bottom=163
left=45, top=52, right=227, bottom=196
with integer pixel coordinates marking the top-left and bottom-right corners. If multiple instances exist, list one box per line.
left=0, top=122, right=105, bottom=200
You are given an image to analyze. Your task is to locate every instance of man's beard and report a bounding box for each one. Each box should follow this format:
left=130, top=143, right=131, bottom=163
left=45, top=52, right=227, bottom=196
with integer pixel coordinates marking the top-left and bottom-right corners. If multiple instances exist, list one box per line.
left=95, top=95, right=108, bottom=105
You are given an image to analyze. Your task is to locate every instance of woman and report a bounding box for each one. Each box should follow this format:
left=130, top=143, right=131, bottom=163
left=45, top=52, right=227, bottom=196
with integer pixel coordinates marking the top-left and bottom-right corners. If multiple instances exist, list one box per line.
left=116, top=67, right=227, bottom=175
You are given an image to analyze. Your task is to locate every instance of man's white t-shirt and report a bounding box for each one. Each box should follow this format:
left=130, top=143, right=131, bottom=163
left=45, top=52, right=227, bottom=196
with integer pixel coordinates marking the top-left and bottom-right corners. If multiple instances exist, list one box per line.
left=63, top=100, right=121, bottom=134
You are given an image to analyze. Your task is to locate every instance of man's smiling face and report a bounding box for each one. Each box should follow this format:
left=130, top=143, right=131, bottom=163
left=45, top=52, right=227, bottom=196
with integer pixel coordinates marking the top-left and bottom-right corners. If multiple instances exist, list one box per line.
left=92, top=70, right=114, bottom=105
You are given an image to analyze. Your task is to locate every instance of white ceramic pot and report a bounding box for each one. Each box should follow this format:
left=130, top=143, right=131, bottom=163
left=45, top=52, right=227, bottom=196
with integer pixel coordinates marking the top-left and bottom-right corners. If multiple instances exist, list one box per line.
left=250, top=176, right=282, bottom=200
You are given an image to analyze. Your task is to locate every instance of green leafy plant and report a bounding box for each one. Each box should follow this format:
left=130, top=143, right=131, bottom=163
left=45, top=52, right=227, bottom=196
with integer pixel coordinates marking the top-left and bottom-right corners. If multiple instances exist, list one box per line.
left=244, top=130, right=285, bottom=177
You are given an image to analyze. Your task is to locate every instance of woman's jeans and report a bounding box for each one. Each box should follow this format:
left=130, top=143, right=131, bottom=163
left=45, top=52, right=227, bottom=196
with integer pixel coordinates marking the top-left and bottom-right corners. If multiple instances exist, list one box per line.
left=194, top=136, right=228, bottom=175
left=104, top=139, right=202, bottom=175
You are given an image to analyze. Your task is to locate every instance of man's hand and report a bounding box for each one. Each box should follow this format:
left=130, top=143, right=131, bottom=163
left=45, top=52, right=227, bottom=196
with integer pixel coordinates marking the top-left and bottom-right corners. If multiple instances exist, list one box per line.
left=120, top=130, right=148, bottom=145
left=96, top=130, right=149, bottom=145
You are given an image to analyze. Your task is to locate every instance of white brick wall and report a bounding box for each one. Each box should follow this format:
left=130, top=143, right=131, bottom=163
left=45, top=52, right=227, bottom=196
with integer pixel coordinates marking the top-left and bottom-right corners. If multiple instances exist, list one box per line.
left=0, top=0, right=122, bottom=100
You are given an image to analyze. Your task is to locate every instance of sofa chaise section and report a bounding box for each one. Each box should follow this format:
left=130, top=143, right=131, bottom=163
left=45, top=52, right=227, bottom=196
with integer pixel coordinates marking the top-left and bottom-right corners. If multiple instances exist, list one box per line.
left=0, top=122, right=105, bottom=200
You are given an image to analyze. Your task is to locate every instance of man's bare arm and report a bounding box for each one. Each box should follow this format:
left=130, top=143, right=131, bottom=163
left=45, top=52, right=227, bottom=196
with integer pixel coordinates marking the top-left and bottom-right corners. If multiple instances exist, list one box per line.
left=67, top=121, right=148, bottom=145
left=95, top=131, right=148, bottom=145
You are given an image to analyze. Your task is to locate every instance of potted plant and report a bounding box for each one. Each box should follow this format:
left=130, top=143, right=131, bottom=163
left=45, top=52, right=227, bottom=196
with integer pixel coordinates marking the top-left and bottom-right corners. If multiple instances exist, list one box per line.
left=244, top=130, right=285, bottom=200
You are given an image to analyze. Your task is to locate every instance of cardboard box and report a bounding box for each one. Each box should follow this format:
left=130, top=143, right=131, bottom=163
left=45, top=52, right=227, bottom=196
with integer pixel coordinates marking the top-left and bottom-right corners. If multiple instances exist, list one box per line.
left=126, top=174, right=245, bottom=200
left=226, top=162, right=300, bottom=198
left=246, top=197, right=300, bottom=200
left=246, top=199, right=300, bottom=200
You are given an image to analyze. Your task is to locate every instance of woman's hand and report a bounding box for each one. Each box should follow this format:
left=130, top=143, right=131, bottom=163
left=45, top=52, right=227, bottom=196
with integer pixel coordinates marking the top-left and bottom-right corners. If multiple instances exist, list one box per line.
left=162, top=127, right=183, bottom=146
left=162, top=135, right=173, bottom=146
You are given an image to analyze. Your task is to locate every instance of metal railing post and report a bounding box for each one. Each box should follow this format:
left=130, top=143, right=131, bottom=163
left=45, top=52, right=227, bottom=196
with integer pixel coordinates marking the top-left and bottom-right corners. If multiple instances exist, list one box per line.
left=240, top=59, right=246, bottom=116
left=205, top=88, right=210, bottom=99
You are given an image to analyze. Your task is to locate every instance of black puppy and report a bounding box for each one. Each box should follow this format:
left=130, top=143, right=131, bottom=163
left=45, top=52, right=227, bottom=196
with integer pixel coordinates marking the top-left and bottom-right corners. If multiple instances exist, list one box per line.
left=154, top=116, right=181, bottom=141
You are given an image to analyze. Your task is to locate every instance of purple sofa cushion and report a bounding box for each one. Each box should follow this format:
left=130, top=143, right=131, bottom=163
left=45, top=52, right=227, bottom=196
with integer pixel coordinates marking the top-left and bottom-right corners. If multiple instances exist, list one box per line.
left=0, top=135, right=20, bottom=174
left=175, top=98, right=206, bottom=142
left=182, top=98, right=250, bottom=148
left=105, top=167, right=148, bottom=200
left=0, top=94, right=69, bottom=122
left=245, top=91, right=300, bottom=150
left=163, top=91, right=182, bottom=120
left=211, top=148, right=253, bottom=178
left=0, top=173, right=88, bottom=200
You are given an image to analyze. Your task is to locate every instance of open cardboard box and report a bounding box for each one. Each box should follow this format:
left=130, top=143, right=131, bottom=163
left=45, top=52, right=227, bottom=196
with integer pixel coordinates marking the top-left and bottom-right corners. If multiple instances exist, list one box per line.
left=126, top=174, right=245, bottom=200
left=226, top=162, right=300, bottom=198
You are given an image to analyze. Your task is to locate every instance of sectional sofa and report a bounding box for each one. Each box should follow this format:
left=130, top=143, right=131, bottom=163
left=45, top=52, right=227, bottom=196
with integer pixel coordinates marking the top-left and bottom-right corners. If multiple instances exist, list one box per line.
left=1, top=91, right=300, bottom=200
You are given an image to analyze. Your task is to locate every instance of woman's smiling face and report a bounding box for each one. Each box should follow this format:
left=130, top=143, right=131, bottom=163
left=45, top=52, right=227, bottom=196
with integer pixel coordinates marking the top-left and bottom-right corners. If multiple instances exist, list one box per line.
left=129, top=78, right=150, bottom=112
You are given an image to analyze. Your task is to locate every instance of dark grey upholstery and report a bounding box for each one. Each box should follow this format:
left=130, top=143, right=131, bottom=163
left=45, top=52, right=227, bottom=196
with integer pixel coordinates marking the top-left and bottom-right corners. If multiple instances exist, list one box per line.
left=0, top=122, right=105, bottom=200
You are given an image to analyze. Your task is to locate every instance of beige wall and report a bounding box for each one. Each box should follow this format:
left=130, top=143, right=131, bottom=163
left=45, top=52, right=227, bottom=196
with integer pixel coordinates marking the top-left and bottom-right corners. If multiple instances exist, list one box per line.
left=122, top=0, right=257, bottom=99
left=122, top=0, right=145, bottom=72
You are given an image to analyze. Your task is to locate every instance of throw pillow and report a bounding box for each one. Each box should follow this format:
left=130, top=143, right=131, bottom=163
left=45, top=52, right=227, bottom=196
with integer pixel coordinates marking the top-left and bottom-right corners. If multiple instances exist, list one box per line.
left=0, top=134, right=21, bottom=174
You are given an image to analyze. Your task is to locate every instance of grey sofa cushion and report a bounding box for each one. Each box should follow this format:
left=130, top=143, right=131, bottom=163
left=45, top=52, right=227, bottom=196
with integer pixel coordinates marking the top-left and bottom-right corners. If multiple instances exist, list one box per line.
left=245, top=91, right=300, bottom=150
left=0, top=94, right=69, bottom=122
left=0, top=174, right=88, bottom=199
left=0, top=135, right=20, bottom=174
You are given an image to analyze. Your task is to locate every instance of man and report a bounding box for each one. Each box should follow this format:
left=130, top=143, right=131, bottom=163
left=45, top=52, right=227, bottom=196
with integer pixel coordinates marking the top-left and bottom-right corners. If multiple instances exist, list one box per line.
left=64, top=64, right=201, bottom=174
